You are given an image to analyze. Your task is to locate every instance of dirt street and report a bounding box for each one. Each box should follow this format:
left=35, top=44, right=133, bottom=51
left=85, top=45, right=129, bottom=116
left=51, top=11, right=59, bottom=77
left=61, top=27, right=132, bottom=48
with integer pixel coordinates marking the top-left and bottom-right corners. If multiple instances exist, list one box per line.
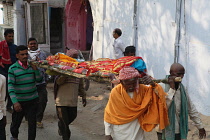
left=5, top=81, right=210, bottom=140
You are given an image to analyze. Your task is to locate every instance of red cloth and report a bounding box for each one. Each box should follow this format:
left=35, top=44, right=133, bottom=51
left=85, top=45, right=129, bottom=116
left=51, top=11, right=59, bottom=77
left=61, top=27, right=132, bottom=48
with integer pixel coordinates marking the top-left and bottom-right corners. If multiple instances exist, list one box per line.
left=112, top=56, right=143, bottom=73
left=118, top=66, right=140, bottom=93
left=0, top=40, right=11, bottom=64
left=119, top=66, right=139, bottom=80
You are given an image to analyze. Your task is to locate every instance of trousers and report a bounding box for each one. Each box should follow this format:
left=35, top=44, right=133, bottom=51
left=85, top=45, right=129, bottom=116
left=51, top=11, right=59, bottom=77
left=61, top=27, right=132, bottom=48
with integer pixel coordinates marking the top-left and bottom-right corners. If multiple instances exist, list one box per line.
left=0, top=116, right=6, bottom=140
left=36, top=84, right=48, bottom=122
left=56, top=106, right=77, bottom=140
left=10, top=99, right=38, bottom=140
left=157, top=132, right=181, bottom=140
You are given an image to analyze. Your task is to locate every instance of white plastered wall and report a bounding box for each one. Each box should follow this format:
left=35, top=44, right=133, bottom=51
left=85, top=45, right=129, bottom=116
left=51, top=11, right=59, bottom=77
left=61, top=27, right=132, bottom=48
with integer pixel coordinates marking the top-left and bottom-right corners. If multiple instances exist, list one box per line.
left=182, top=0, right=210, bottom=116
left=136, top=0, right=176, bottom=79
left=85, top=0, right=210, bottom=115
left=48, top=0, right=65, bottom=7
left=90, top=0, right=134, bottom=59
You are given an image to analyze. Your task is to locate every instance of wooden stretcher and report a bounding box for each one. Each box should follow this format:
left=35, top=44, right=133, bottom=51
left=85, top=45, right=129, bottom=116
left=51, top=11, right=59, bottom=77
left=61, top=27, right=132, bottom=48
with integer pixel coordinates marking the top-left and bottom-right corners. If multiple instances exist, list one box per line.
left=30, top=60, right=182, bottom=84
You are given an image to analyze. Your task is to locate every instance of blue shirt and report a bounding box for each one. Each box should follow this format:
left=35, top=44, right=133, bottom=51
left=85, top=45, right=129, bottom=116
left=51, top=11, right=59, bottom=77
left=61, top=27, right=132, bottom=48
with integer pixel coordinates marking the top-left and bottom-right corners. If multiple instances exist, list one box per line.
left=8, top=43, right=17, bottom=64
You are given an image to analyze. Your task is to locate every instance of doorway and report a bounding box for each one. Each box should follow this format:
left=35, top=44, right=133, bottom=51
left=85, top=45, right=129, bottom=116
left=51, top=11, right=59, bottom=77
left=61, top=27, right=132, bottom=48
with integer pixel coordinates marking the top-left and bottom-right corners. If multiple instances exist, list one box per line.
left=65, top=0, right=93, bottom=60
left=49, top=8, right=64, bottom=54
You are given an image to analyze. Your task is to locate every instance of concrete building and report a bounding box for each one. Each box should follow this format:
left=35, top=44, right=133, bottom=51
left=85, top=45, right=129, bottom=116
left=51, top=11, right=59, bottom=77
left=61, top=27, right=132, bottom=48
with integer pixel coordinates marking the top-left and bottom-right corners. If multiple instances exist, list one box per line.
left=89, top=0, right=210, bottom=116
left=0, top=0, right=209, bottom=115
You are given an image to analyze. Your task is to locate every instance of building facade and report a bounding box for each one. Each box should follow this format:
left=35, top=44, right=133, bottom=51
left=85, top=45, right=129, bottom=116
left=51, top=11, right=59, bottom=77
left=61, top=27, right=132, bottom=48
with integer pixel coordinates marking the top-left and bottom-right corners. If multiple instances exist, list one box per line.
left=0, top=0, right=210, bottom=115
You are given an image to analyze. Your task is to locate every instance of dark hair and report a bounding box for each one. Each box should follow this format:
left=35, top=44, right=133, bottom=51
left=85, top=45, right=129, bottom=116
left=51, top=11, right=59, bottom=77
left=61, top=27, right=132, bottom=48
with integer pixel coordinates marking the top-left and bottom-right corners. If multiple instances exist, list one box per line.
left=16, top=45, right=28, bottom=54
left=114, top=28, right=122, bottom=36
left=4, top=29, right=14, bottom=36
left=124, top=46, right=136, bottom=53
left=28, top=37, right=37, bottom=44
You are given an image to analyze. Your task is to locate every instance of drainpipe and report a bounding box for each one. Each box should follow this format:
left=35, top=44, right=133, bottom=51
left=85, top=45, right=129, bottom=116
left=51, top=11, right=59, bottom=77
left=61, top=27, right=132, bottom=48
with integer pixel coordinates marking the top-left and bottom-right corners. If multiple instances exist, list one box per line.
left=174, top=0, right=182, bottom=63
left=13, top=0, right=26, bottom=45
left=101, top=0, right=106, bottom=58
left=133, top=0, right=138, bottom=48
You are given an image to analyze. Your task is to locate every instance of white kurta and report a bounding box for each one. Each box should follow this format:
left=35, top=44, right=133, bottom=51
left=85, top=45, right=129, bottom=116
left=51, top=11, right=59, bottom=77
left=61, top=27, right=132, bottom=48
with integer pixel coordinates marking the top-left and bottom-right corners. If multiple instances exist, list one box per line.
left=156, top=83, right=203, bottom=134
left=113, top=36, right=126, bottom=59
left=0, top=74, right=6, bottom=120
left=104, top=92, right=145, bottom=140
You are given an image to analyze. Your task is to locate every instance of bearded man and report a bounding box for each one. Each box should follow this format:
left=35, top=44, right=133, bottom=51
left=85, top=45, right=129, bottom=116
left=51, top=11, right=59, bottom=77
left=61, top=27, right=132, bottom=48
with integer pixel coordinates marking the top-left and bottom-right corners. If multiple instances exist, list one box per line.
left=104, top=66, right=169, bottom=140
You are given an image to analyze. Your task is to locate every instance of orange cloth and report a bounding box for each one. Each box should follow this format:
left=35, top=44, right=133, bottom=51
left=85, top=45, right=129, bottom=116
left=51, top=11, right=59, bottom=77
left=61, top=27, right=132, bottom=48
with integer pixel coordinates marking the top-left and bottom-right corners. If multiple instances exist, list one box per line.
left=57, top=53, right=77, bottom=62
left=104, top=84, right=169, bottom=132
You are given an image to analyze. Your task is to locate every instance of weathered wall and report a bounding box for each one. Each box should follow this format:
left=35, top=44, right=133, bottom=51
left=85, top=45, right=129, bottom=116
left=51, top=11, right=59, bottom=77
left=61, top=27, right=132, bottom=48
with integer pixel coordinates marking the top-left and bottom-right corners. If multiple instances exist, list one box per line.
left=3, top=4, right=13, bottom=26
left=14, top=0, right=26, bottom=45
left=102, top=0, right=135, bottom=59
left=0, top=5, right=3, bottom=24
left=48, top=0, right=65, bottom=7
left=89, top=0, right=104, bottom=59
left=136, top=0, right=176, bottom=79
left=90, top=0, right=134, bottom=59
left=181, top=0, right=210, bottom=116
left=91, top=0, right=176, bottom=76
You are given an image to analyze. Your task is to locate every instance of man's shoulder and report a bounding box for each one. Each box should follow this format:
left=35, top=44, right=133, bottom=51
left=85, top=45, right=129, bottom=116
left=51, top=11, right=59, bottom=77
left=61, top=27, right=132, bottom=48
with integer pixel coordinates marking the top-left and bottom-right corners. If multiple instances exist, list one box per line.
left=116, top=37, right=123, bottom=42
left=115, top=37, right=125, bottom=47
left=110, top=84, right=121, bottom=94
left=40, top=50, right=46, bottom=54
left=40, top=50, right=48, bottom=58
left=12, top=44, right=17, bottom=47
left=0, top=40, right=3, bottom=45
left=9, top=43, right=17, bottom=47
left=0, top=74, right=6, bottom=80
left=9, top=62, right=19, bottom=69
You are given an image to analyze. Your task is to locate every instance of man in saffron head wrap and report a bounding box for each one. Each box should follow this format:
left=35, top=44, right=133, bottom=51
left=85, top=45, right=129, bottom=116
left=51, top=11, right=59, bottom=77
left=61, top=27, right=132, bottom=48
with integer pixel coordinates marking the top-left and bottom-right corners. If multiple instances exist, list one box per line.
left=104, top=66, right=169, bottom=140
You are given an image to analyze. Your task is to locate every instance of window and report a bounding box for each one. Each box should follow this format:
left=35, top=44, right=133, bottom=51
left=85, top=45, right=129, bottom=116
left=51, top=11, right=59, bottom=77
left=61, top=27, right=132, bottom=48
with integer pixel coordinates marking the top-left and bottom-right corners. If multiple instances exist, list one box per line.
left=25, top=1, right=50, bottom=50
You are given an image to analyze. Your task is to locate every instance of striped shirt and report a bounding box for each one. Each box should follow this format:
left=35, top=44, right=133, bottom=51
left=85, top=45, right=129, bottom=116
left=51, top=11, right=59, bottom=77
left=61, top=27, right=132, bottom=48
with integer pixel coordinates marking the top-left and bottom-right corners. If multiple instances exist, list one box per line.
left=8, top=61, right=42, bottom=104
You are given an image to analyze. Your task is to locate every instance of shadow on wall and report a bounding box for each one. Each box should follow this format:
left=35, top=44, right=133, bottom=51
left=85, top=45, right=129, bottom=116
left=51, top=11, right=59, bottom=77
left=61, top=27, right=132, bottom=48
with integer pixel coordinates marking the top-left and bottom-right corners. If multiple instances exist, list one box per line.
left=91, top=0, right=135, bottom=59
left=135, top=1, right=177, bottom=78
left=184, top=0, right=210, bottom=115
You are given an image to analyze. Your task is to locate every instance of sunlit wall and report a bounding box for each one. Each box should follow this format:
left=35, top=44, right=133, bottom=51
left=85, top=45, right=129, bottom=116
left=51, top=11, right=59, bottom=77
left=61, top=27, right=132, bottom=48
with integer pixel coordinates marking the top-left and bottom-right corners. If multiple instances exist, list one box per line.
left=89, top=0, right=210, bottom=115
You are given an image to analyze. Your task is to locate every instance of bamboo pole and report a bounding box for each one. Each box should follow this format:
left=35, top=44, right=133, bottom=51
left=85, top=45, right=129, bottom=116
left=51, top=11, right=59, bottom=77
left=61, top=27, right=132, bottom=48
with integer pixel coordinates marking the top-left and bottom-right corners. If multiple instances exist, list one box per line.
left=31, top=60, right=182, bottom=83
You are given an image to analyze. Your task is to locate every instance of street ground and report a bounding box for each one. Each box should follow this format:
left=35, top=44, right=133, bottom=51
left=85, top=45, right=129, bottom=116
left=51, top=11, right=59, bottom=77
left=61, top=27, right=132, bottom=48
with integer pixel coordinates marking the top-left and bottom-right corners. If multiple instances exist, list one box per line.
left=5, top=81, right=210, bottom=140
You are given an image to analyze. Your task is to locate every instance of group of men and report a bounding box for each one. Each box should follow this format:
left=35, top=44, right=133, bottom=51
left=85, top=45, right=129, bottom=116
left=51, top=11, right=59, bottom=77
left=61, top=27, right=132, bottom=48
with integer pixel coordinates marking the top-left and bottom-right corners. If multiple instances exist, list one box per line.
left=107, top=28, right=207, bottom=140
left=104, top=64, right=206, bottom=140
left=0, top=29, right=87, bottom=140
left=0, top=27, right=207, bottom=140
left=0, top=29, right=48, bottom=140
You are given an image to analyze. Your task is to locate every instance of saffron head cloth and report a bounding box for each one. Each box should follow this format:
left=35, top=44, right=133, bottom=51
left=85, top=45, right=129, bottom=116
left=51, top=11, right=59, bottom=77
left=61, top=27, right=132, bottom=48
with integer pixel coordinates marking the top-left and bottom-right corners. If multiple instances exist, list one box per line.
left=119, top=66, right=140, bottom=80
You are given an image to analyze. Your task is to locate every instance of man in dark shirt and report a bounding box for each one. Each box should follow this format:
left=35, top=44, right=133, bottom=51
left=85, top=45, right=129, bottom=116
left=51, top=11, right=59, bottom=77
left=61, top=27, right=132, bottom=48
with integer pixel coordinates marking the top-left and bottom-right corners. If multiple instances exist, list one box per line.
left=0, top=29, right=17, bottom=113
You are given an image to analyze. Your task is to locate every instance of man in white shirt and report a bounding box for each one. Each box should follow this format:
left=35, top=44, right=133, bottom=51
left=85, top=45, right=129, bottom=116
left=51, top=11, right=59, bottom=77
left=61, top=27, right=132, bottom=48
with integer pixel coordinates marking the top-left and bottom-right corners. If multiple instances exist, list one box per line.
left=112, top=28, right=126, bottom=59
left=156, top=63, right=206, bottom=140
left=0, top=74, right=6, bottom=140
left=28, top=37, right=48, bottom=128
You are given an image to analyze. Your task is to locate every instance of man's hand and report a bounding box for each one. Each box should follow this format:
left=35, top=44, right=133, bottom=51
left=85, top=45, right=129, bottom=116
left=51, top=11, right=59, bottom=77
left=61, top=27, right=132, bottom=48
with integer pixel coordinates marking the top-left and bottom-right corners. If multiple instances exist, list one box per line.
left=168, top=75, right=176, bottom=89
left=14, top=102, right=22, bottom=112
left=0, top=62, right=4, bottom=68
left=199, top=128, right=206, bottom=139
left=142, top=75, right=155, bottom=87
left=82, top=98, right=87, bottom=107
left=105, top=135, right=113, bottom=140
left=30, top=61, right=38, bottom=70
